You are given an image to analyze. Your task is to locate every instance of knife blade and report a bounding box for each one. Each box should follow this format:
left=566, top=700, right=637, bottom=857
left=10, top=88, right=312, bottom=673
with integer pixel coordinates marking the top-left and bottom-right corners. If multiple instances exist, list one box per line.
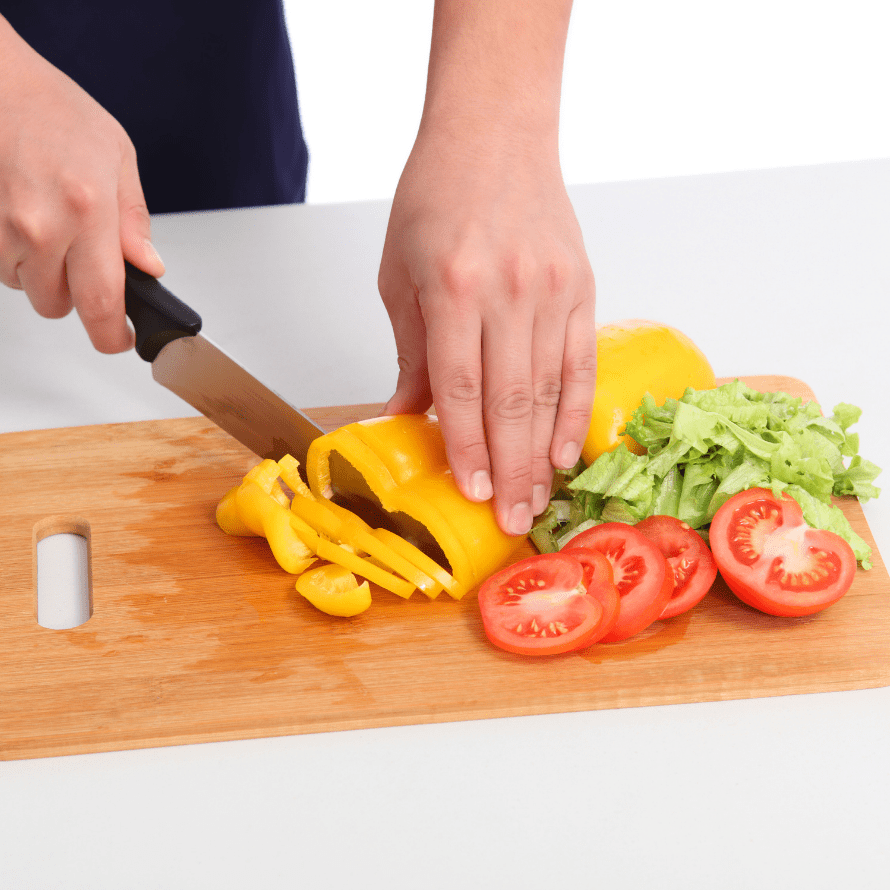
left=124, top=262, right=325, bottom=465
left=123, top=262, right=449, bottom=564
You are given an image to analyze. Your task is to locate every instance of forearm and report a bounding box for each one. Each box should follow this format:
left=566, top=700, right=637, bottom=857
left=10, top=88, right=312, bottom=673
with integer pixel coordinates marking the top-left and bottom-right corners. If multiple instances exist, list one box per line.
left=421, top=0, right=573, bottom=152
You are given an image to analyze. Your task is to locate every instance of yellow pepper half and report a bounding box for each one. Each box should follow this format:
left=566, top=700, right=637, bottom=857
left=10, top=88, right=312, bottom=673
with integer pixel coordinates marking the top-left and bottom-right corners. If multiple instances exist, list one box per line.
left=584, top=320, right=716, bottom=464
left=306, top=415, right=521, bottom=600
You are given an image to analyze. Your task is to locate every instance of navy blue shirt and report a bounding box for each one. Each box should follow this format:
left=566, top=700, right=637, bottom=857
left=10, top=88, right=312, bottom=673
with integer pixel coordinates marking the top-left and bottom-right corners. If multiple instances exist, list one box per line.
left=2, top=1, right=309, bottom=213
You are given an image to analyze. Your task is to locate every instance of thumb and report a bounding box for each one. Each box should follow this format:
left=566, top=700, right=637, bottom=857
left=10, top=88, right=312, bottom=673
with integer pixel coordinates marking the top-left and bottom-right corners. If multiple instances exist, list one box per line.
left=117, top=153, right=165, bottom=277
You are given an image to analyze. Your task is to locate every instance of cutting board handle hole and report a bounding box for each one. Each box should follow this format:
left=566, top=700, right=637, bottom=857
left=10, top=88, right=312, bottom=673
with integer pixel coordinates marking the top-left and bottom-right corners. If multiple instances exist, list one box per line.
left=33, top=517, right=93, bottom=629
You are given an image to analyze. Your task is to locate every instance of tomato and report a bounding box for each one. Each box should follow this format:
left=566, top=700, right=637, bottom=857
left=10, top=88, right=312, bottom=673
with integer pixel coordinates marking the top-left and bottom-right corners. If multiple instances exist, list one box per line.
left=478, top=553, right=617, bottom=656
left=709, top=488, right=857, bottom=617
left=635, top=515, right=718, bottom=619
left=564, top=523, right=673, bottom=642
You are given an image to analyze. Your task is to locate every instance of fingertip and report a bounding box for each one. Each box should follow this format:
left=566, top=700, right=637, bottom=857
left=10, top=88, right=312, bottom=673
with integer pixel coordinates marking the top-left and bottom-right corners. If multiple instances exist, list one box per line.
left=499, top=501, right=533, bottom=537
left=532, top=483, right=550, bottom=516
left=464, top=469, right=493, bottom=502
left=90, top=323, right=135, bottom=355
left=142, top=239, right=165, bottom=277
left=553, top=439, right=582, bottom=470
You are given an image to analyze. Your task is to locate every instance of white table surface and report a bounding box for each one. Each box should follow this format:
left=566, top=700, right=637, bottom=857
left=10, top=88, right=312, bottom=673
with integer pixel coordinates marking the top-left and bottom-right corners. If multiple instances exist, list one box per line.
left=2, top=160, right=889, bottom=889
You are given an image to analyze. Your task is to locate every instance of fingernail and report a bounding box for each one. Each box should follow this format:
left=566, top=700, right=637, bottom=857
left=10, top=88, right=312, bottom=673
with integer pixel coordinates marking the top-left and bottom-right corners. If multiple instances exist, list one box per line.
left=144, top=239, right=165, bottom=271
left=532, top=484, right=550, bottom=516
left=507, top=502, right=533, bottom=536
left=470, top=470, right=493, bottom=501
left=558, top=441, right=581, bottom=469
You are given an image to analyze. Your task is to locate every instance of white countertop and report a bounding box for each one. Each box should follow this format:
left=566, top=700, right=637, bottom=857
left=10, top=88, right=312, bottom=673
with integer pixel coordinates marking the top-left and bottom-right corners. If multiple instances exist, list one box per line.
left=2, top=160, right=889, bottom=889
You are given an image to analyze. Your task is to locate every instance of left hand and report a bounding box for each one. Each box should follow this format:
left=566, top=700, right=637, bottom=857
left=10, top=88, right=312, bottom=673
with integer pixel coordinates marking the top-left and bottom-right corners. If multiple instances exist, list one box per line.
left=378, top=126, right=596, bottom=537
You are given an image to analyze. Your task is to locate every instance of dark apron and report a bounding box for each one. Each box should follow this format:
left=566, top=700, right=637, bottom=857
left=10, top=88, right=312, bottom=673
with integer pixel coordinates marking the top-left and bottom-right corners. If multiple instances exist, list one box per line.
left=3, top=0, right=309, bottom=212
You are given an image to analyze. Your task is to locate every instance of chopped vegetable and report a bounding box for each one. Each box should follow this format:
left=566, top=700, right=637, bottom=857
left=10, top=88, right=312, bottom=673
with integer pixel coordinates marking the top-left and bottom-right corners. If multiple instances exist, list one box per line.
left=477, top=552, right=619, bottom=656
left=709, top=488, right=857, bottom=617
left=533, top=380, right=881, bottom=569
left=307, top=414, right=520, bottom=599
left=563, top=522, right=673, bottom=642
left=636, top=515, right=718, bottom=619
left=296, top=564, right=372, bottom=617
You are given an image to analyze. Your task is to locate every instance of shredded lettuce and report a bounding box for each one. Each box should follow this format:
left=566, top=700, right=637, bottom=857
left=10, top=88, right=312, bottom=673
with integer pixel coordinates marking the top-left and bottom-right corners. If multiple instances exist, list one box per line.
left=533, top=380, right=882, bottom=568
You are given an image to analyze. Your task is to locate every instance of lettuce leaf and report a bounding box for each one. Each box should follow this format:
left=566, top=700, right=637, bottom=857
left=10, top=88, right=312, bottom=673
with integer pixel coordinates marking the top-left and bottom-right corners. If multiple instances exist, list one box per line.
left=535, top=380, right=882, bottom=566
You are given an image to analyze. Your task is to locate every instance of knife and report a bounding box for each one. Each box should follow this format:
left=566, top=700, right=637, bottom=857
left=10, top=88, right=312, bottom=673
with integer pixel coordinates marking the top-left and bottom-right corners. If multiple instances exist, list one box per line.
left=124, top=261, right=325, bottom=465
left=123, top=262, right=446, bottom=562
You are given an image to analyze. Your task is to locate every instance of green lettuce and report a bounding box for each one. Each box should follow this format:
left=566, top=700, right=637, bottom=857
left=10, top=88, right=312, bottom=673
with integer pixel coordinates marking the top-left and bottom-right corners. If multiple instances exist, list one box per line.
left=533, top=380, right=882, bottom=568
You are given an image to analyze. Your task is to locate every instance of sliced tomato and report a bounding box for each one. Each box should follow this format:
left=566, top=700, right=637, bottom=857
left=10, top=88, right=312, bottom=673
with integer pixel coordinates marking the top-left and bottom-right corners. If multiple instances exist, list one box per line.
left=567, top=549, right=620, bottom=641
left=478, top=553, right=615, bottom=656
left=564, top=523, right=673, bottom=642
left=636, top=515, right=718, bottom=619
left=710, top=488, right=857, bottom=617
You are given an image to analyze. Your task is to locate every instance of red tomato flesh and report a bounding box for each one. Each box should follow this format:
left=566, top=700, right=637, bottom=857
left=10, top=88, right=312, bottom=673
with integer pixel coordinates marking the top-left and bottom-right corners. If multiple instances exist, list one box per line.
left=564, top=523, right=673, bottom=642
left=709, top=488, right=857, bottom=617
left=635, top=515, right=718, bottom=619
left=478, top=552, right=617, bottom=656
left=568, top=548, right=621, bottom=639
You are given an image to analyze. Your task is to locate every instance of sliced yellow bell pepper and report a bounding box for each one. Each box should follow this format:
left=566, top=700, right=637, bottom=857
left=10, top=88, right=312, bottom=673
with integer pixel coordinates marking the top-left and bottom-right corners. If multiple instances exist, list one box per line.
left=218, top=454, right=420, bottom=598
left=276, top=450, right=454, bottom=599
left=306, top=415, right=521, bottom=600
left=296, top=564, right=372, bottom=617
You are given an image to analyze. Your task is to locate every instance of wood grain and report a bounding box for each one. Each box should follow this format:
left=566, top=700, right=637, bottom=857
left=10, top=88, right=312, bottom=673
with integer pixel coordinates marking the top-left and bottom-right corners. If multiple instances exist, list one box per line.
left=1, top=376, right=887, bottom=761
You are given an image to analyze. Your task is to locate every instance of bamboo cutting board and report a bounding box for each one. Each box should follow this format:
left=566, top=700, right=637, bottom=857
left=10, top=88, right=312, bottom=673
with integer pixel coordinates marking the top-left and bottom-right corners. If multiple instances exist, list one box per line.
left=1, top=376, right=887, bottom=761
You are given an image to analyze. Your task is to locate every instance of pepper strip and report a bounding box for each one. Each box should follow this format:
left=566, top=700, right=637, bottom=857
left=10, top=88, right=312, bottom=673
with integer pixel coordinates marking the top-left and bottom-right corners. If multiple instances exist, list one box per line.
left=371, top=527, right=459, bottom=598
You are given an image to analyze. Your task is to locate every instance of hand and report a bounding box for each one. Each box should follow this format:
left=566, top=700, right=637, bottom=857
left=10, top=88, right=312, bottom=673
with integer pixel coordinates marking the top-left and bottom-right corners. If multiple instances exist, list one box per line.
left=378, top=127, right=596, bottom=537
left=0, top=17, right=164, bottom=353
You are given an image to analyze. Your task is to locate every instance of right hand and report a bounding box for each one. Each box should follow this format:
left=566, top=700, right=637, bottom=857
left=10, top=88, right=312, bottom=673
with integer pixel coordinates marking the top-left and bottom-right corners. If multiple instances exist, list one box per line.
left=0, top=17, right=165, bottom=353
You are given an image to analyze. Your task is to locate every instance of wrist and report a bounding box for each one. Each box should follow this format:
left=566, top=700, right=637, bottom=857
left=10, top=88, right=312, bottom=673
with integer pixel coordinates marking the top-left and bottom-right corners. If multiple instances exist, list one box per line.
left=419, top=0, right=571, bottom=154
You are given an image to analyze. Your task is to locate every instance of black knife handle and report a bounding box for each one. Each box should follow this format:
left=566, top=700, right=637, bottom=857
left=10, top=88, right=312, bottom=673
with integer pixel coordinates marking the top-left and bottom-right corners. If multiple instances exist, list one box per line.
left=124, top=261, right=203, bottom=362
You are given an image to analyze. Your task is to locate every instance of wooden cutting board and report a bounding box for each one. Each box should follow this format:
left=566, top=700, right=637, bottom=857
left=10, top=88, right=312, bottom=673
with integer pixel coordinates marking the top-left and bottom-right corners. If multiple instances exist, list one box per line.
left=1, top=376, right=887, bottom=760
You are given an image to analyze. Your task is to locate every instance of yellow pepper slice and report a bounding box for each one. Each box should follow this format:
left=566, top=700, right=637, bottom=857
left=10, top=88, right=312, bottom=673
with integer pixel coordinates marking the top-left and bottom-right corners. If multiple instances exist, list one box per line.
left=276, top=453, right=316, bottom=502
left=235, top=480, right=316, bottom=574
left=215, top=485, right=258, bottom=536
left=371, top=527, right=459, bottom=599
left=296, top=564, right=372, bottom=617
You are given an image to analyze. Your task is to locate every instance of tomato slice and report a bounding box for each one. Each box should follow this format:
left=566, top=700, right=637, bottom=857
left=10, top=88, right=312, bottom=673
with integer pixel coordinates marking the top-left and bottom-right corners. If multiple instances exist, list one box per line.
left=567, top=549, right=620, bottom=641
left=635, top=515, right=718, bottom=619
left=564, top=523, right=673, bottom=642
left=709, top=488, right=857, bottom=617
left=478, top=553, right=614, bottom=656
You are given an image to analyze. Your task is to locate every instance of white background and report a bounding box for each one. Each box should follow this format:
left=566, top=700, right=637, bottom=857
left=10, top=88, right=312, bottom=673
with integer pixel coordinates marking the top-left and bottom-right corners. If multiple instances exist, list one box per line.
left=285, top=0, right=890, bottom=204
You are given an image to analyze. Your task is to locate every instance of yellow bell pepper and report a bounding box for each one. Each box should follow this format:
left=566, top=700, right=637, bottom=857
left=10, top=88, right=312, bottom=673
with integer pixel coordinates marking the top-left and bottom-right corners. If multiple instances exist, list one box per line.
left=584, top=320, right=716, bottom=463
left=306, top=415, right=521, bottom=600
left=296, top=564, right=372, bottom=617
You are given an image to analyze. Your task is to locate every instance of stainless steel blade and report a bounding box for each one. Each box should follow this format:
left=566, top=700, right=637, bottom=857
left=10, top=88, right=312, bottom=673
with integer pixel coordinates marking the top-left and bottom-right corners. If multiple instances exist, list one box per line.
left=151, top=333, right=325, bottom=464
